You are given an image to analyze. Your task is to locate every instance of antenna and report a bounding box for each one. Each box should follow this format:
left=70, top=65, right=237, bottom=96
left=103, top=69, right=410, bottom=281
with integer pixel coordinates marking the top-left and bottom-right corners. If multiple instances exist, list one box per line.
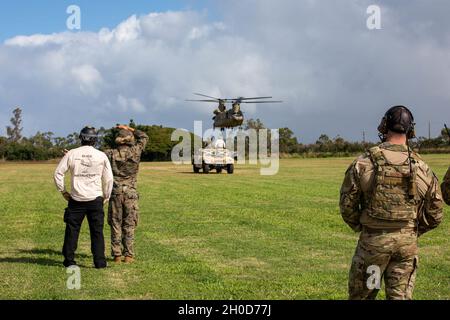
left=428, top=121, right=431, bottom=140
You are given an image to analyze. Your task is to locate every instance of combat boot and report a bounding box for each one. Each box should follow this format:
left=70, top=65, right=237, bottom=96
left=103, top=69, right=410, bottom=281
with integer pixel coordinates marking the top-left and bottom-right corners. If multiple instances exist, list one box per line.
left=113, top=256, right=122, bottom=264
left=124, top=256, right=134, bottom=263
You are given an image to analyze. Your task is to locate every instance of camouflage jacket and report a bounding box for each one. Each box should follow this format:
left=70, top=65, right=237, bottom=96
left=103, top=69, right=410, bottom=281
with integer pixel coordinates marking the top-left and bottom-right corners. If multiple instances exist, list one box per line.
left=442, top=167, right=450, bottom=205
left=340, top=142, right=443, bottom=235
left=105, top=130, right=149, bottom=193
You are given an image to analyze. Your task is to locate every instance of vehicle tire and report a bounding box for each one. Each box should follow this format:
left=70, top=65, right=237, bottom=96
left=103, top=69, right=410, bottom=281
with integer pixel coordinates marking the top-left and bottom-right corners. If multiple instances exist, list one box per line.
left=193, top=165, right=200, bottom=173
left=227, top=164, right=234, bottom=174
left=216, top=167, right=223, bottom=174
left=203, top=164, right=210, bottom=174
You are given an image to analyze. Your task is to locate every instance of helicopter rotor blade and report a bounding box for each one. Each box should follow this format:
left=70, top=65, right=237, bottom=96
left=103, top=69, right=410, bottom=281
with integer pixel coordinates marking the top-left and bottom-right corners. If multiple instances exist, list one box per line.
left=193, top=93, right=222, bottom=100
left=186, top=99, right=223, bottom=103
left=239, top=101, right=283, bottom=104
left=237, top=97, right=273, bottom=100
left=190, top=93, right=282, bottom=105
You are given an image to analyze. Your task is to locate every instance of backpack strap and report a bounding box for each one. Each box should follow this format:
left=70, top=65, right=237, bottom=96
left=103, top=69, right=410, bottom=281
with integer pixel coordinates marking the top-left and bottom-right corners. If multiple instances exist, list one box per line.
left=367, top=146, right=386, bottom=169
left=408, top=150, right=421, bottom=164
left=367, top=146, right=386, bottom=189
left=368, top=146, right=384, bottom=163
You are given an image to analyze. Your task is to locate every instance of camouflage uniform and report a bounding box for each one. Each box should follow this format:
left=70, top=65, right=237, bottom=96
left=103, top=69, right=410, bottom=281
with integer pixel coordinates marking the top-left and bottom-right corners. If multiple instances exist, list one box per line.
left=105, top=130, right=149, bottom=258
left=442, top=167, right=450, bottom=205
left=340, top=142, right=443, bottom=300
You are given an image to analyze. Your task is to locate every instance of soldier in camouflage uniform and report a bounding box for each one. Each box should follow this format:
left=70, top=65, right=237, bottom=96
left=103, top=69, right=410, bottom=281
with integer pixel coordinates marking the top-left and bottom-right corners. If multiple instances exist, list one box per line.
left=105, top=125, right=149, bottom=263
left=340, top=106, right=443, bottom=300
left=442, top=168, right=450, bottom=205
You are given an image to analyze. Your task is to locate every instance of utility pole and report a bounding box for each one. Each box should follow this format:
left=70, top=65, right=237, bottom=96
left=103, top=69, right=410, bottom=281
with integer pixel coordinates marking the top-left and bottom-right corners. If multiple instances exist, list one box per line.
left=362, top=131, right=366, bottom=144
left=428, top=121, right=431, bottom=140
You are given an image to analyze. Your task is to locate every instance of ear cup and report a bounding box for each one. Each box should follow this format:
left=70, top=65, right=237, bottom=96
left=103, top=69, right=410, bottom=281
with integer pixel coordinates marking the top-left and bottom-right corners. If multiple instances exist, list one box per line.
left=402, top=107, right=416, bottom=139
left=377, top=116, right=388, bottom=135
left=407, top=125, right=416, bottom=139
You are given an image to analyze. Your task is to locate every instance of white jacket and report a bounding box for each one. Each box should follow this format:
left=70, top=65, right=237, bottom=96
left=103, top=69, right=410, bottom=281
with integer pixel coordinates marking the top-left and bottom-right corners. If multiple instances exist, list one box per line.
left=54, top=146, right=113, bottom=202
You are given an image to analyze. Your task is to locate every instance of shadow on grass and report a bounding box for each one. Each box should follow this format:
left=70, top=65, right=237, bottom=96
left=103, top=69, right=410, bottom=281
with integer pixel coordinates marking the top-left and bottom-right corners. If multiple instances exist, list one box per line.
left=0, top=256, right=62, bottom=267
left=18, top=248, right=91, bottom=258
left=0, top=248, right=92, bottom=267
left=178, top=172, right=223, bottom=175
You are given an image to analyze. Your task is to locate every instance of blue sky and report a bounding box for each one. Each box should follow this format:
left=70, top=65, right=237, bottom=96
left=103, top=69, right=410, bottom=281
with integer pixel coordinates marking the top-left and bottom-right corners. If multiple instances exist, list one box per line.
left=0, top=0, right=217, bottom=41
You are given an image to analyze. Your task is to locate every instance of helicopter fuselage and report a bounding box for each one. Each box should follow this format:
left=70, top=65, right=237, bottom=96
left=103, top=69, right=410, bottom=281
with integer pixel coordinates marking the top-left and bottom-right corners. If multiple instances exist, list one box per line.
left=213, top=109, right=244, bottom=129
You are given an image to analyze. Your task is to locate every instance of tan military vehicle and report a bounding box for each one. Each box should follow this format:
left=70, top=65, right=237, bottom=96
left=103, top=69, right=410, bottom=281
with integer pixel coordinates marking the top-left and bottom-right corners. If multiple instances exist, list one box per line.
left=192, top=147, right=234, bottom=174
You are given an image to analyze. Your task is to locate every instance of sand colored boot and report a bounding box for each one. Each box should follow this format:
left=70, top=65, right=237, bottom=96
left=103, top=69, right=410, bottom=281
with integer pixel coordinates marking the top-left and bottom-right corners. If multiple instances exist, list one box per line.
left=113, top=256, right=122, bottom=264
left=124, top=256, right=134, bottom=263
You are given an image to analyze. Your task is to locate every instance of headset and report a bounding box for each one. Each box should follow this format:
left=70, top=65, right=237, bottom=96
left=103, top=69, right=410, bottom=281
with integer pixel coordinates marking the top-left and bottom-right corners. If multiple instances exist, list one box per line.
left=377, top=105, right=416, bottom=142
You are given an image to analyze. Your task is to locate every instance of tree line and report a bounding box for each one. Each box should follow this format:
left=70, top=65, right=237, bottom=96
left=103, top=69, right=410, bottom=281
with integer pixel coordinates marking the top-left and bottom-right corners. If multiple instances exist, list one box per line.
left=0, top=108, right=189, bottom=161
left=245, top=118, right=450, bottom=157
left=0, top=108, right=449, bottom=161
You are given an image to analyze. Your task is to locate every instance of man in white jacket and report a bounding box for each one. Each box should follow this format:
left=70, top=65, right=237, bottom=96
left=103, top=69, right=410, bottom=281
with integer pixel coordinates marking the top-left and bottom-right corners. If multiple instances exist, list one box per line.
left=54, top=127, right=113, bottom=268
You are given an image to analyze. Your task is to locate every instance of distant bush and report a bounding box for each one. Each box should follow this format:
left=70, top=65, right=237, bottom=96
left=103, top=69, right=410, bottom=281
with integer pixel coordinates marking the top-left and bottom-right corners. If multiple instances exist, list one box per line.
left=417, top=147, right=450, bottom=154
left=2, top=142, right=62, bottom=161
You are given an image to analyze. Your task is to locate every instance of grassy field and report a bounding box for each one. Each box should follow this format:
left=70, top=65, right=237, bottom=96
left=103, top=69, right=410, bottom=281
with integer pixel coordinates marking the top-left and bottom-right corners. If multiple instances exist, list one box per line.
left=0, top=156, right=448, bottom=300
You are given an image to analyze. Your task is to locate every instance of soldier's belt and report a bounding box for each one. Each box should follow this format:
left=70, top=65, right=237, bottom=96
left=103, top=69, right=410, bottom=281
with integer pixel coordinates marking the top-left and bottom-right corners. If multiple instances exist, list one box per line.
left=112, top=185, right=137, bottom=194
left=362, top=226, right=417, bottom=235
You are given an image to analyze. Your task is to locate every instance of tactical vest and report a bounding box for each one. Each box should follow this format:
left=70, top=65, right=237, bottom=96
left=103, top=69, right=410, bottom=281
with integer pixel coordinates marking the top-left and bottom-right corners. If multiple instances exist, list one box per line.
left=367, top=146, right=420, bottom=221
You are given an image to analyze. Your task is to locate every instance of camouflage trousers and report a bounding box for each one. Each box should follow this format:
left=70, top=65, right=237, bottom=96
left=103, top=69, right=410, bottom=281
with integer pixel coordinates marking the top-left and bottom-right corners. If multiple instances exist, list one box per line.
left=348, top=228, right=418, bottom=300
left=108, top=189, right=139, bottom=258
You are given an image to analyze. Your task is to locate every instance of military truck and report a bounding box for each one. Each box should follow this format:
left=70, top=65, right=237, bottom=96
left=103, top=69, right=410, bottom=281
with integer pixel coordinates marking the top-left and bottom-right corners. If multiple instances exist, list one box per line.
left=192, top=147, right=234, bottom=174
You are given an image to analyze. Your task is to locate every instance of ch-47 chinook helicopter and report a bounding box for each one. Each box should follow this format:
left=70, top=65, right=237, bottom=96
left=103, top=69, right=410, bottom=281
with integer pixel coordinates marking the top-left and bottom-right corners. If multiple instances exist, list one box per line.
left=186, top=93, right=282, bottom=130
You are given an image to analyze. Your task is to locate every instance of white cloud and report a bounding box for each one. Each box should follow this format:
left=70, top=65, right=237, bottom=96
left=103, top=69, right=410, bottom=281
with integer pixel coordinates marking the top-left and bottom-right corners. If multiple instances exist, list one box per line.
left=0, top=1, right=449, bottom=142
left=5, top=33, right=67, bottom=47
left=112, top=15, right=141, bottom=42
left=117, top=95, right=146, bottom=113
left=71, top=65, right=103, bottom=96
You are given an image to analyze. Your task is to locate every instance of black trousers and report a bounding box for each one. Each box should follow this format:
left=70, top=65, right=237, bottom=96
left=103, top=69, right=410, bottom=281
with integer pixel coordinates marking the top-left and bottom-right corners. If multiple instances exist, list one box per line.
left=62, top=197, right=107, bottom=268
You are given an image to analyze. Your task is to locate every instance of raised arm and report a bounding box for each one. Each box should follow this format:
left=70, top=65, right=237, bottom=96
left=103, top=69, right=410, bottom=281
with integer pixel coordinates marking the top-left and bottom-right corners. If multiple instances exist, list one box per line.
left=116, top=125, right=149, bottom=153
left=134, top=129, right=149, bottom=153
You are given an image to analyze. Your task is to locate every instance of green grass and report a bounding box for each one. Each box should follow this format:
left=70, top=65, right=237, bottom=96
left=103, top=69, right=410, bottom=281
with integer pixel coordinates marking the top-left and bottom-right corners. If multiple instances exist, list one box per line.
left=0, top=156, right=448, bottom=300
